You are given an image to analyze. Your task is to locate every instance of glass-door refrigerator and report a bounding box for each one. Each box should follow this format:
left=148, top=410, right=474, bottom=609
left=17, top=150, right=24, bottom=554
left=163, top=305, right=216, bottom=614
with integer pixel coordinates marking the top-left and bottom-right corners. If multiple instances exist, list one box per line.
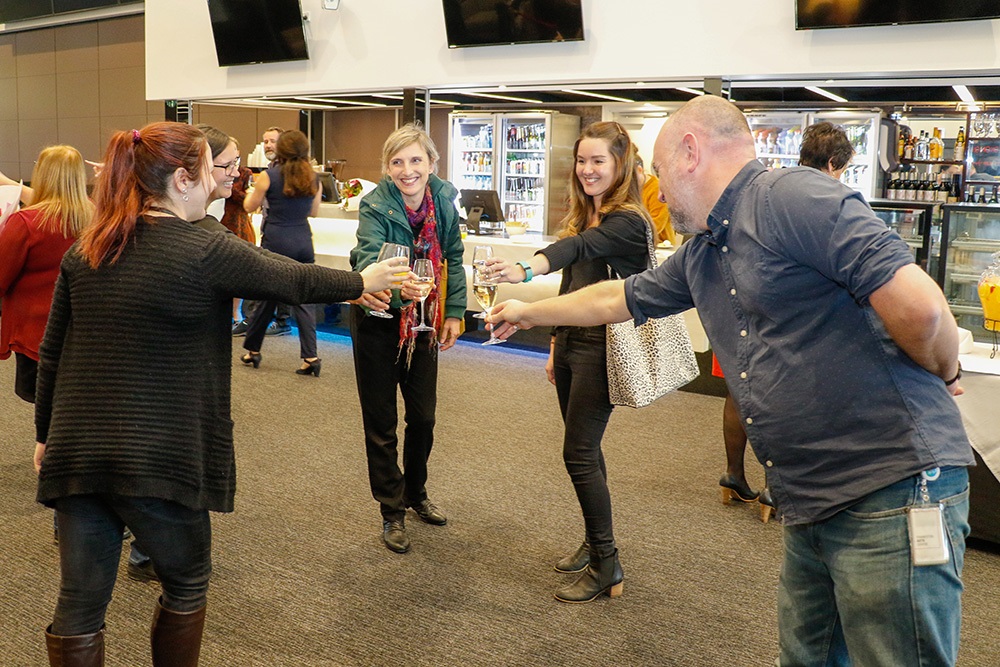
left=745, top=111, right=807, bottom=170
left=449, top=111, right=579, bottom=235
left=868, top=199, right=940, bottom=279
left=810, top=110, right=883, bottom=199
left=938, top=203, right=1000, bottom=341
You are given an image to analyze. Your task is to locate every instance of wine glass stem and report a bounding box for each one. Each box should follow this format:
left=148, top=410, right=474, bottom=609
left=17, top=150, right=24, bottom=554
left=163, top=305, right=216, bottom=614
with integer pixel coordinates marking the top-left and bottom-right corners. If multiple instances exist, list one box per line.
left=420, top=299, right=426, bottom=328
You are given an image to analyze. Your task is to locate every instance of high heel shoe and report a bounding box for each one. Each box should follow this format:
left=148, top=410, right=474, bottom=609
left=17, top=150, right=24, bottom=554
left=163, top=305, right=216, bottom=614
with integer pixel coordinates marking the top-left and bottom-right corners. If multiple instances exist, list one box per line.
left=295, top=358, right=321, bottom=377
left=241, top=351, right=261, bottom=369
left=554, top=547, right=624, bottom=603
left=759, top=487, right=776, bottom=524
left=720, top=473, right=759, bottom=505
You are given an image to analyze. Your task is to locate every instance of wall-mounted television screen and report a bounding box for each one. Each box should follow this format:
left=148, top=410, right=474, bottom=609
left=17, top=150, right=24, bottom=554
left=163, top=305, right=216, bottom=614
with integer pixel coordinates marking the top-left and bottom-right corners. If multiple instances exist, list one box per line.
left=207, top=0, right=309, bottom=67
left=443, top=0, right=584, bottom=48
left=796, top=0, right=1000, bottom=30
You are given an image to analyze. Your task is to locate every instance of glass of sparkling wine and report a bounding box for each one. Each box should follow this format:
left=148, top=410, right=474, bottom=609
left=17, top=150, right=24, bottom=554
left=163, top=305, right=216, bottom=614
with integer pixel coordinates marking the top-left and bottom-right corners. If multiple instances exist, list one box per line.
left=370, top=243, right=410, bottom=318
left=474, top=265, right=504, bottom=346
left=471, top=245, right=493, bottom=319
left=411, top=258, right=436, bottom=333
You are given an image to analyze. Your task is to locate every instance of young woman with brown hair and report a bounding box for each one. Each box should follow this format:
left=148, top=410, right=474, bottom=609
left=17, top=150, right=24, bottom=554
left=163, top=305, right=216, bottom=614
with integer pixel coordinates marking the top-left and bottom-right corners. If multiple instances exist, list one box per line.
left=488, top=121, right=651, bottom=602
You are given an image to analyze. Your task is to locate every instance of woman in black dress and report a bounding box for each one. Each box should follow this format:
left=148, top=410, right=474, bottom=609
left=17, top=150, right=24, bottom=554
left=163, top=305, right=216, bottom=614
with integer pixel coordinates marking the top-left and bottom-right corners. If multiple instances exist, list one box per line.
left=241, top=129, right=325, bottom=376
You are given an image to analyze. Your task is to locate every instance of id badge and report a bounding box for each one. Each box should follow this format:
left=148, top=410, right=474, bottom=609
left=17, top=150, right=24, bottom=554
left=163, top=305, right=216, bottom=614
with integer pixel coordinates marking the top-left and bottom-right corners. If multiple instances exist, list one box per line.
left=907, top=505, right=950, bottom=566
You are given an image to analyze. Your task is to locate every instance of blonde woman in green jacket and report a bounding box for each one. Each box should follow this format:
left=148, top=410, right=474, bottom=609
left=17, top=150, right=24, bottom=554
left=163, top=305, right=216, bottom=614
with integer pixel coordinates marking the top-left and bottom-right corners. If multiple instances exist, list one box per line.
left=349, top=123, right=466, bottom=554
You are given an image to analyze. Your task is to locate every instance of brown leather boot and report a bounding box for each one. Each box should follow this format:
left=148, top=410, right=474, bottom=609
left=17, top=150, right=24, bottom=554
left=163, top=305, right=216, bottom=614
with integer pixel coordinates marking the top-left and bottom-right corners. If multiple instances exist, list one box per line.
left=45, top=625, right=105, bottom=666
left=150, top=598, right=206, bottom=667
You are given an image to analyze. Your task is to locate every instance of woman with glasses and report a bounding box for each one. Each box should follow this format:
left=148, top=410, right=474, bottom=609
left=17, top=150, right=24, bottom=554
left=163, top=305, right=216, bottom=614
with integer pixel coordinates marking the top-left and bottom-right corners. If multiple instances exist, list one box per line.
left=240, top=129, right=325, bottom=376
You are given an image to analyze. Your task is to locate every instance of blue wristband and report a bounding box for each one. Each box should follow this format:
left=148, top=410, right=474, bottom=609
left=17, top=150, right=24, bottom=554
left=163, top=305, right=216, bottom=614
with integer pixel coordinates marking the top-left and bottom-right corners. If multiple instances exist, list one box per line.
left=516, top=261, right=533, bottom=283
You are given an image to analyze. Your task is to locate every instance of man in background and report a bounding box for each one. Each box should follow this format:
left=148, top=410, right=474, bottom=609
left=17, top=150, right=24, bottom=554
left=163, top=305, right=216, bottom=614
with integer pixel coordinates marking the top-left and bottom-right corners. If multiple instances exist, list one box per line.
left=490, top=94, right=973, bottom=666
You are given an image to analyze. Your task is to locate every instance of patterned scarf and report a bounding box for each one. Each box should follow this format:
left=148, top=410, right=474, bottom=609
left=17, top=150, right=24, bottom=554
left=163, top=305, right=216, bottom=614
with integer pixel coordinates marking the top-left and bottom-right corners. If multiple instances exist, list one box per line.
left=399, top=186, right=444, bottom=360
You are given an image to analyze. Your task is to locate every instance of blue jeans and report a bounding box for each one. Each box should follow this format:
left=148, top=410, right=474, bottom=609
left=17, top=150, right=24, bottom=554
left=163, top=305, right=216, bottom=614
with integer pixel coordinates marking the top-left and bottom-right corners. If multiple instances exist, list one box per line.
left=51, top=494, right=212, bottom=636
left=778, top=466, right=969, bottom=667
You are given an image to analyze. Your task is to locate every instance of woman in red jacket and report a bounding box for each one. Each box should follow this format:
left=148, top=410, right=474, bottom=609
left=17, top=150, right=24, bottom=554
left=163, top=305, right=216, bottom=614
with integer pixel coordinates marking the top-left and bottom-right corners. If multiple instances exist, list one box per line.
left=0, top=145, right=93, bottom=402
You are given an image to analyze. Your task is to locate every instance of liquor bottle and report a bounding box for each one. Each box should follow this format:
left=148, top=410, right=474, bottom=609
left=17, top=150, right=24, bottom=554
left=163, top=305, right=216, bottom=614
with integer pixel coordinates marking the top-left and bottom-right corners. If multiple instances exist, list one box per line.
left=948, top=174, right=961, bottom=204
left=916, top=131, right=929, bottom=160
left=903, top=133, right=915, bottom=160
left=929, top=128, right=944, bottom=161
left=954, top=127, right=966, bottom=161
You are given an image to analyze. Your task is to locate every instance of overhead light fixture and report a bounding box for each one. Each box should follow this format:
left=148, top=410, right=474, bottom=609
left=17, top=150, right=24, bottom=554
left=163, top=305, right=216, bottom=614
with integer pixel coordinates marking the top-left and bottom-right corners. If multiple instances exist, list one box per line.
left=805, top=86, right=848, bottom=103
left=293, top=96, right=387, bottom=108
left=953, top=84, right=977, bottom=104
left=460, top=91, right=544, bottom=104
left=242, top=99, right=335, bottom=110
left=675, top=87, right=705, bottom=97
left=561, top=89, right=634, bottom=103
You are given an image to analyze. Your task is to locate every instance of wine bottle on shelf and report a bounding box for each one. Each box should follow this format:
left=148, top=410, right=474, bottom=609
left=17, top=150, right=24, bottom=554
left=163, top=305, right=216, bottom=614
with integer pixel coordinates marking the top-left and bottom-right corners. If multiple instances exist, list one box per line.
left=885, top=172, right=897, bottom=200
left=976, top=187, right=987, bottom=204
left=947, top=174, right=961, bottom=204
left=937, top=174, right=950, bottom=203
left=966, top=184, right=976, bottom=203
left=905, top=173, right=917, bottom=201
left=990, top=185, right=999, bottom=205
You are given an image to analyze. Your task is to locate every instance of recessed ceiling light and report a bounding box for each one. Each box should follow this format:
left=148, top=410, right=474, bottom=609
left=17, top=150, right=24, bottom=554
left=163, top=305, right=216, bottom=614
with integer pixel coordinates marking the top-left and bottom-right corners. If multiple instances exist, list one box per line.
left=953, top=85, right=977, bottom=104
left=805, top=86, right=848, bottom=103
left=294, top=96, right=387, bottom=108
left=561, top=89, right=634, bottom=103
left=462, top=91, right=544, bottom=104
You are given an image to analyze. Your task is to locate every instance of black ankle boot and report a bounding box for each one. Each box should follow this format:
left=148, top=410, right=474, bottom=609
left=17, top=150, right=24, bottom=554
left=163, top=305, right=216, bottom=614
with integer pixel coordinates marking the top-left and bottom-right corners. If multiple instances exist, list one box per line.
left=554, top=548, right=623, bottom=603
left=554, top=540, right=590, bottom=573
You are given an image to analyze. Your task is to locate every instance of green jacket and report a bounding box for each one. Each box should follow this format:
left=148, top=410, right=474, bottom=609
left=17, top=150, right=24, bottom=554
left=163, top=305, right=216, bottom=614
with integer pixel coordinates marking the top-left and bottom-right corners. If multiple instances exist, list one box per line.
left=350, top=174, right=467, bottom=319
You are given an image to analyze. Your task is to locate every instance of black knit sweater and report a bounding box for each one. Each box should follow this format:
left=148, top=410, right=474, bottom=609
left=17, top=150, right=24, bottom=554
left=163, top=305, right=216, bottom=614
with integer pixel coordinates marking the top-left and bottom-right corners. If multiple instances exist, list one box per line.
left=35, top=216, right=364, bottom=512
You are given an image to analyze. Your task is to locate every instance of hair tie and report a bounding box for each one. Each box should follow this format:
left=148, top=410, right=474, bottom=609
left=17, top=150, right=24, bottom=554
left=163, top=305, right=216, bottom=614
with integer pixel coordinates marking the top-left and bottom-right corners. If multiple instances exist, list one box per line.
left=132, top=129, right=141, bottom=144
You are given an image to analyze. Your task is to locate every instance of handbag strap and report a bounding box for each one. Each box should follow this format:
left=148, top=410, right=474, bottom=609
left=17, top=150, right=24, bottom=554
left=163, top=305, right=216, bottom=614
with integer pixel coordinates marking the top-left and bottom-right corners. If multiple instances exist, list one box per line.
left=607, top=215, right=658, bottom=280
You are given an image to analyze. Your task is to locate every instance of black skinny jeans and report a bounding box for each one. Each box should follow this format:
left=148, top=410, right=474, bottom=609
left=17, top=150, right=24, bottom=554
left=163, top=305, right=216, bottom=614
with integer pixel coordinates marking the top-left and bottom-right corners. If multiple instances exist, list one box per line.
left=50, top=494, right=211, bottom=635
left=350, top=305, right=438, bottom=522
left=553, top=327, right=616, bottom=558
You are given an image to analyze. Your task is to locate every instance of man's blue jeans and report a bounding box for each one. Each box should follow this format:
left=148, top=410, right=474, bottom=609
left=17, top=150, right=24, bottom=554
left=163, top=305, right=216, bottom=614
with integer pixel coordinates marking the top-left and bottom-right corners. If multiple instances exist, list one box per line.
left=778, top=466, right=969, bottom=667
left=51, top=494, right=212, bottom=636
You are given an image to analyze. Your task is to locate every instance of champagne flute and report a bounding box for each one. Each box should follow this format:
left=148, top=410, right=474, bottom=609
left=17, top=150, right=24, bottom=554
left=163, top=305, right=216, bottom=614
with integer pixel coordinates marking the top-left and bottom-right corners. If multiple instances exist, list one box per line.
left=411, top=258, right=436, bottom=333
left=474, top=265, right=504, bottom=346
left=370, top=243, right=410, bottom=318
left=471, top=245, right=493, bottom=319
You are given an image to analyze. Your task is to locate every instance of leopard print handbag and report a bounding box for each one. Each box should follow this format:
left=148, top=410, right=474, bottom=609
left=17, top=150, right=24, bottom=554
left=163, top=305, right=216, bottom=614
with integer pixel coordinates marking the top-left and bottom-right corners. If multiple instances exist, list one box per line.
left=605, top=220, right=699, bottom=408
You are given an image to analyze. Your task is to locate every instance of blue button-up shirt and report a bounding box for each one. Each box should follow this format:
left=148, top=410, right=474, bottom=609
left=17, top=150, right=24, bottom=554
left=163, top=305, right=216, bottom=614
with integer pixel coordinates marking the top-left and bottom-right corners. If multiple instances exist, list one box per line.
left=625, top=161, right=973, bottom=525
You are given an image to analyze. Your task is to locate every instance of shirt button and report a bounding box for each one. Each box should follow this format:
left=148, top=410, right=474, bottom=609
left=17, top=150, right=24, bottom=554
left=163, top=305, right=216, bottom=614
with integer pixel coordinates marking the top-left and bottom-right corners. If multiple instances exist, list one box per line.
left=722, top=246, right=729, bottom=253
left=730, top=288, right=736, bottom=296
left=723, top=219, right=730, bottom=226
left=745, top=417, right=753, bottom=425
left=740, top=372, right=747, bottom=379
left=740, top=330, right=747, bottom=337
left=766, top=460, right=773, bottom=467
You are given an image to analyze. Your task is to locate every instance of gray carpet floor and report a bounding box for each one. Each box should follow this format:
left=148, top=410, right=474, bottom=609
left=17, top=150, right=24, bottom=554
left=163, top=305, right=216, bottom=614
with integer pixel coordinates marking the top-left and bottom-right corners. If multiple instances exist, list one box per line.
left=2, top=330, right=1000, bottom=666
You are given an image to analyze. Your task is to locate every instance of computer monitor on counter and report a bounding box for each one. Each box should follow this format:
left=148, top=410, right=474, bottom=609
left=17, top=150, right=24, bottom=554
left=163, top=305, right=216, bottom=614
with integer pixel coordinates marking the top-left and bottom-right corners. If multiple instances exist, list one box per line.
left=460, top=189, right=505, bottom=235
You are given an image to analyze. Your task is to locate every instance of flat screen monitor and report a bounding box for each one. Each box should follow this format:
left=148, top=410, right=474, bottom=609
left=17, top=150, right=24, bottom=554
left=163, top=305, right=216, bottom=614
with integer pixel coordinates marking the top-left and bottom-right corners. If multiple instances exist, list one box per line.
left=795, top=0, right=1000, bottom=30
left=460, top=189, right=505, bottom=233
left=207, top=0, right=309, bottom=66
left=443, top=0, right=584, bottom=48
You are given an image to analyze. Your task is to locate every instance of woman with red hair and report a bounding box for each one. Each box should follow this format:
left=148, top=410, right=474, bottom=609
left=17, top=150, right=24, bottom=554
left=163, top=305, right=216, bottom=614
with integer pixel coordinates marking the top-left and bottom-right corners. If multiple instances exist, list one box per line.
left=34, top=121, right=405, bottom=666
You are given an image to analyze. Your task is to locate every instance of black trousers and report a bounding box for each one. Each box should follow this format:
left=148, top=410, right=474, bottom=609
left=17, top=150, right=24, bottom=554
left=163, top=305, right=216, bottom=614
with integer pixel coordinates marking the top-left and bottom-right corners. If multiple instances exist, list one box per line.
left=14, top=352, right=37, bottom=403
left=553, top=327, right=616, bottom=557
left=350, top=305, right=438, bottom=522
left=243, top=225, right=316, bottom=358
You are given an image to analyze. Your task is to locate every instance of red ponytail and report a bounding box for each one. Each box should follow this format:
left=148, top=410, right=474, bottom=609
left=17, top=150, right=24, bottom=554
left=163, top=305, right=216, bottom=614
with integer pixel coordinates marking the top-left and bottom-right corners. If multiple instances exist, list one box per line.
left=78, top=122, right=208, bottom=268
